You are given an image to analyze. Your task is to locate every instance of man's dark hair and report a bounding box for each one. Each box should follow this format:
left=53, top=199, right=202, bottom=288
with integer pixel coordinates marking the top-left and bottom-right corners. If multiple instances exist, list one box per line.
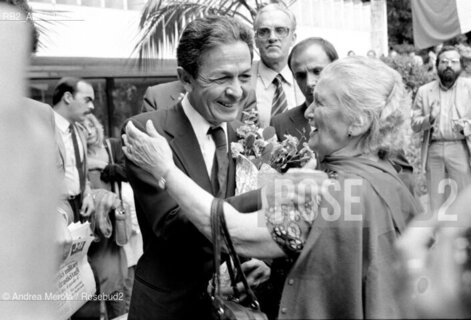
left=436, top=45, right=463, bottom=69
left=288, top=37, right=339, bottom=71
left=52, top=77, right=87, bottom=106
left=176, top=15, right=254, bottom=79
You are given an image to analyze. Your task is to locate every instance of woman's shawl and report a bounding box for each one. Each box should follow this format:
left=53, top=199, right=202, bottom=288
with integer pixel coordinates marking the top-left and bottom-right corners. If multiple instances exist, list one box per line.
left=278, top=155, right=423, bottom=319
left=322, top=154, right=422, bottom=231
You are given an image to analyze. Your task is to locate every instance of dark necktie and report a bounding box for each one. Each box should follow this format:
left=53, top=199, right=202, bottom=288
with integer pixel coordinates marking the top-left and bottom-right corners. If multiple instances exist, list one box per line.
left=271, top=74, right=288, bottom=117
left=70, top=124, right=85, bottom=193
left=208, top=126, right=228, bottom=198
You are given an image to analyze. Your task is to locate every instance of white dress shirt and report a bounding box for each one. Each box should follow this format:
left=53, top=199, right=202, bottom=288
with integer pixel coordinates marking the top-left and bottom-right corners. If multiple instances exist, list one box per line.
left=54, top=111, right=84, bottom=196
left=432, top=81, right=465, bottom=140
left=254, top=60, right=305, bottom=128
left=181, top=95, right=228, bottom=177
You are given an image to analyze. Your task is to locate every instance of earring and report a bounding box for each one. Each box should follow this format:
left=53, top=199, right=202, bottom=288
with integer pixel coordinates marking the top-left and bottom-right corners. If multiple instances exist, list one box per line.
left=348, top=130, right=352, bottom=137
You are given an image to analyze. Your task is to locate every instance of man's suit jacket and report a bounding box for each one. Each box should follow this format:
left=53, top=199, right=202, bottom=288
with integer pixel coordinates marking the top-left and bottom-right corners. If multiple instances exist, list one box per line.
left=141, top=80, right=185, bottom=113
left=126, top=103, right=261, bottom=320
left=412, top=77, right=471, bottom=171
left=270, top=103, right=310, bottom=148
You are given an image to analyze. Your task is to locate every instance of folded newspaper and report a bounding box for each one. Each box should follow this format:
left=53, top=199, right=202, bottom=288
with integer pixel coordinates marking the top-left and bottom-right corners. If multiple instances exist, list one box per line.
left=53, top=221, right=96, bottom=319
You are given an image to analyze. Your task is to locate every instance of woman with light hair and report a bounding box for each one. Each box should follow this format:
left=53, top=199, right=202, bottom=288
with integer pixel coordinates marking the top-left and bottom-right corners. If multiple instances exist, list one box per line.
left=123, top=56, right=421, bottom=319
left=79, top=113, right=129, bottom=319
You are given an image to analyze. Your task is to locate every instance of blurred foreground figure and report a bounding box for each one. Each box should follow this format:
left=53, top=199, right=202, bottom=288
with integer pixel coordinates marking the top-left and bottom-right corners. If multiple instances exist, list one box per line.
left=396, top=185, right=471, bottom=319
left=0, top=3, right=61, bottom=319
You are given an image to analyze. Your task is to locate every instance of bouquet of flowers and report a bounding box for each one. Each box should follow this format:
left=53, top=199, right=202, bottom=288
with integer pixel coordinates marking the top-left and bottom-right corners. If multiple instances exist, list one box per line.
left=231, top=109, right=315, bottom=194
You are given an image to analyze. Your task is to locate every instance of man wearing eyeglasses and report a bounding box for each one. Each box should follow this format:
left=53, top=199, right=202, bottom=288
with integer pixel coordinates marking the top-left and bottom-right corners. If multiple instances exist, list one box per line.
left=412, top=45, right=471, bottom=212
left=251, top=3, right=303, bottom=128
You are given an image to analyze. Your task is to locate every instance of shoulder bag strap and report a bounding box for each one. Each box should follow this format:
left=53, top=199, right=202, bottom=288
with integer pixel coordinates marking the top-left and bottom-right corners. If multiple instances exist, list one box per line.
left=216, top=198, right=261, bottom=310
left=211, top=198, right=222, bottom=297
left=105, top=139, right=122, bottom=201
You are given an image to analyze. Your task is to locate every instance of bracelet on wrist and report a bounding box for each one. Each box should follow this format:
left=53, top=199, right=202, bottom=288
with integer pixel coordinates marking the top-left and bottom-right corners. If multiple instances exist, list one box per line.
left=158, top=166, right=177, bottom=190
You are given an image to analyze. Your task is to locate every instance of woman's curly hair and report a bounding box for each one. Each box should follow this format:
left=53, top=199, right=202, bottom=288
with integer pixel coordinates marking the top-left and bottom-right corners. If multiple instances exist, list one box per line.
left=317, top=55, right=411, bottom=159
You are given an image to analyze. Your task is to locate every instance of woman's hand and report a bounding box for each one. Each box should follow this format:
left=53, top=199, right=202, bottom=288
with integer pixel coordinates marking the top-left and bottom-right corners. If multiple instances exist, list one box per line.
left=241, top=258, right=271, bottom=289
left=214, top=259, right=271, bottom=300
left=80, top=193, right=95, bottom=217
left=92, top=189, right=121, bottom=238
left=123, top=120, right=176, bottom=179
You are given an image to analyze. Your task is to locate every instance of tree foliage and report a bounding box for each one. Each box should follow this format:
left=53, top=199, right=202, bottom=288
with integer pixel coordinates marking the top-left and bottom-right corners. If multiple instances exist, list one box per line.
left=133, top=0, right=295, bottom=66
left=386, top=0, right=413, bottom=47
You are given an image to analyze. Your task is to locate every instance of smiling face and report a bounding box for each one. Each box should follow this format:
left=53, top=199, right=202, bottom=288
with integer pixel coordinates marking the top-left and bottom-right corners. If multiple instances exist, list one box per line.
left=184, top=41, right=252, bottom=126
left=290, top=43, right=332, bottom=105
left=255, top=9, right=296, bottom=68
left=305, top=79, right=352, bottom=159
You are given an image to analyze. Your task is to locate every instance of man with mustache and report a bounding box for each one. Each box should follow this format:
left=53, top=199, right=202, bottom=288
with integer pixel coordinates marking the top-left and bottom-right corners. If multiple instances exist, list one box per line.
left=412, top=46, right=471, bottom=212
left=52, top=77, right=96, bottom=222
left=270, top=37, right=338, bottom=147
left=251, top=3, right=303, bottom=128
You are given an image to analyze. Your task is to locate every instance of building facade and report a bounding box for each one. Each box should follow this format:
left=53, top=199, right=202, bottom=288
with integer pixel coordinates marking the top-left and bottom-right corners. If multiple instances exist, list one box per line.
left=29, top=0, right=387, bottom=137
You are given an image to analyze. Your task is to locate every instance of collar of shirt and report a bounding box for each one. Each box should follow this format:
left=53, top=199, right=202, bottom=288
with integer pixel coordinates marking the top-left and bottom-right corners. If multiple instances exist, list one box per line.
left=53, top=110, right=82, bottom=195
left=54, top=110, right=72, bottom=133
left=181, top=94, right=228, bottom=139
left=438, top=77, right=459, bottom=91
left=257, top=60, right=293, bottom=89
left=181, top=94, right=228, bottom=176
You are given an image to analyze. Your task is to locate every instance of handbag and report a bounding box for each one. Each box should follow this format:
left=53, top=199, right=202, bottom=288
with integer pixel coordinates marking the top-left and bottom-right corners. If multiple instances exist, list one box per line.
left=105, top=139, right=132, bottom=247
left=210, top=198, right=268, bottom=320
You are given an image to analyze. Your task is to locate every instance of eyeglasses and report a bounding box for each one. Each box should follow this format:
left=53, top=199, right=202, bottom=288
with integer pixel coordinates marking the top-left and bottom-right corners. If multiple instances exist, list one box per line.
left=255, top=26, right=290, bottom=40
left=439, top=58, right=460, bottom=65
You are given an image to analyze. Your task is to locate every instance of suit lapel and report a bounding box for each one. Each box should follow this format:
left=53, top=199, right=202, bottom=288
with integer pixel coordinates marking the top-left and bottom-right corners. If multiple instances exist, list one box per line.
left=432, top=80, right=441, bottom=114
left=165, top=103, right=213, bottom=193
left=55, top=128, right=66, bottom=171
left=455, top=79, right=469, bottom=117
left=289, top=104, right=310, bottom=144
left=225, top=123, right=238, bottom=197
left=159, top=104, right=239, bottom=197
left=76, top=123, right=88, bottom=172
left=289, top=105, right=305, bottom=127
left=170, top=91, right=181, bottom=102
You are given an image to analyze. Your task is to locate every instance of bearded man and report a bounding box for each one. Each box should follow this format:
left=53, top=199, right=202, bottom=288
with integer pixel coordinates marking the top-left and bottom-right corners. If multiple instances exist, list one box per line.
left=412, top=45, right=471, bottom=212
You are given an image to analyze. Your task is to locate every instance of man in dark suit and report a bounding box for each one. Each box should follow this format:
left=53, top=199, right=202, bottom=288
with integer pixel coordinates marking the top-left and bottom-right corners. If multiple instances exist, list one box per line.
left=125, top=16, right=267, bottom=320
left=140, top=80, right=185, bottom=113
left=270, top=37, right=338, bottom=147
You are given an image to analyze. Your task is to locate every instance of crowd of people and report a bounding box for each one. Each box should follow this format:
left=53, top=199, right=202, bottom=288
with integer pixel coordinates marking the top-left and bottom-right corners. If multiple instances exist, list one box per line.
left=4, top=0, right=471, bottom=319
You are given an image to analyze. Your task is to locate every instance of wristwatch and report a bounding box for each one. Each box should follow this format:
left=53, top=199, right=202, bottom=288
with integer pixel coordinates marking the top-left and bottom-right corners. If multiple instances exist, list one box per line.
left=158, top=177, right=167, bottom=190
